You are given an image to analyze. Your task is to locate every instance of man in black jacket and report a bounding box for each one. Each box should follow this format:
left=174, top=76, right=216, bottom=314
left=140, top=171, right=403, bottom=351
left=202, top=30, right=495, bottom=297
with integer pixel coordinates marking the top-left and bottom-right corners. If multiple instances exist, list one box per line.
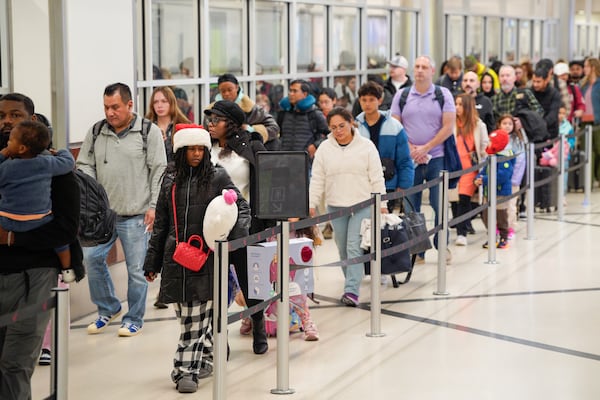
left=531, top=67, right=562, bottom=139
left=0, top=93, right=81, bottom=400
left=461, top=71, right=495, bottom=134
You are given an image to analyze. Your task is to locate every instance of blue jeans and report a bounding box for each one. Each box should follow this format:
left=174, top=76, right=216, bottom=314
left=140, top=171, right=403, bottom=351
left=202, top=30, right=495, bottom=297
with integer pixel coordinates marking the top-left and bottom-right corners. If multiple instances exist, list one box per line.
left=83, top=215, right=149, bottom=327
left=409, top=157, right=443, bottom=249
left=328, top=205, right=370, bottom=298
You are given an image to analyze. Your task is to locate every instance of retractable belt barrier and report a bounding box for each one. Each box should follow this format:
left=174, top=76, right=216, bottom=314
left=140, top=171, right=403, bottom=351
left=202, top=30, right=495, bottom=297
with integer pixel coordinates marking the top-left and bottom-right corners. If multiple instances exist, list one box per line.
left=211, top=128, right=593, bottom=399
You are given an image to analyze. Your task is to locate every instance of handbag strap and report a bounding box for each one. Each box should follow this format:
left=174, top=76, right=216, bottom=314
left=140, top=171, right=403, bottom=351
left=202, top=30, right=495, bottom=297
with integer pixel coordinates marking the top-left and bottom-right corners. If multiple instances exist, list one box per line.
left=460, top=134, right=475, bottom=154
left=171, top=183, right=179, bottom=245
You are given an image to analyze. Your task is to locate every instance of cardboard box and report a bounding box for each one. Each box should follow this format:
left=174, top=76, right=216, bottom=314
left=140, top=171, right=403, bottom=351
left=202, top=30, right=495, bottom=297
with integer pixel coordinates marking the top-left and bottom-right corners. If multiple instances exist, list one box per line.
left=247, top=237, right=314, bottom=300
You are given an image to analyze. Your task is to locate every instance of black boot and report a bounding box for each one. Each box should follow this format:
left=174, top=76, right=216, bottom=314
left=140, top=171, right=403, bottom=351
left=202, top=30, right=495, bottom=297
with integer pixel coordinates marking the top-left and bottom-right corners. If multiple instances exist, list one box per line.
left=251, top=313, right=268, bottom=355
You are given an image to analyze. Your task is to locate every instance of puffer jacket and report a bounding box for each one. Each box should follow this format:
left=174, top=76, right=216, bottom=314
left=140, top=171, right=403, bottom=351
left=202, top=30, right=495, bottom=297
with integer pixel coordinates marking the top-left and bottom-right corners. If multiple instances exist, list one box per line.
left=143, top=164, right=250, bottom=303
left=278, top=95, right=329, bottom=152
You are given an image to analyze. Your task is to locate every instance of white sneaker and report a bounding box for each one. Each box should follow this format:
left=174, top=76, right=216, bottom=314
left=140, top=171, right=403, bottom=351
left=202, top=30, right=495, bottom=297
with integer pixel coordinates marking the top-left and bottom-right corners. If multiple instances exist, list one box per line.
left=380, top=275, right=387, bottom=285
left=455, top=235, right=467, bottom=246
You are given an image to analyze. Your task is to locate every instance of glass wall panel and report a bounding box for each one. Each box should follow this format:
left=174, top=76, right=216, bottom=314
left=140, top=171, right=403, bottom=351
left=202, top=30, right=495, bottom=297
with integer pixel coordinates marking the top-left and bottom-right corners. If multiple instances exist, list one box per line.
left=209, top=0, right=243, bottom=76
left=366, top=9, right=389, bottom=69
left=533, top=20, right=542, bottom=62
left=169, top=84, right=200, bottom=123
left=332, top=7, right=359, bottom=71
left=543, top=21, right=558, bottom=60
left=446, top=15, right=464, bottom=59
left=504, top=18, right=517, bottom=63
left=466, top=16, right=484, bottom=60
left=518, top=20, right=531, bottom=63
left=256, top=79, right=286, bottom=119
left=151, top=0, right=195, bottom=80
left=486, top=17, right=501, bottom=63
left=588, top=26, right=598, bottom=57
left=297, top=3, right=326, bottom=73
left=256, top=2, right=286, bottom=75
left=576, top=25, right=587, bottom=57
left=334, top=74, right=357, bottom=110
left=392, top=10, right=417, bottom=66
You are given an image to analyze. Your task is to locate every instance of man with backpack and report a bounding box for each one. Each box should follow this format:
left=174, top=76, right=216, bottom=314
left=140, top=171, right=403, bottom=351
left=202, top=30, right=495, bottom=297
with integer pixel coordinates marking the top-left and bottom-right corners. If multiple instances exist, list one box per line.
left=0, top=93, right=82, bottom=400
left=390, top=55, right=456, bottom=263
left=76, top=83, right=167, bottom=337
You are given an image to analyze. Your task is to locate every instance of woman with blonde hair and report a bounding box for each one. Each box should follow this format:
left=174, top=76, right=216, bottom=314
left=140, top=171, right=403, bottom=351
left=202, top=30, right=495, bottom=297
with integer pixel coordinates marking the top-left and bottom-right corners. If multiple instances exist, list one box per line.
left=145, top=86, right=191, bottom=162
left=453, top=93, right=489, bottom=246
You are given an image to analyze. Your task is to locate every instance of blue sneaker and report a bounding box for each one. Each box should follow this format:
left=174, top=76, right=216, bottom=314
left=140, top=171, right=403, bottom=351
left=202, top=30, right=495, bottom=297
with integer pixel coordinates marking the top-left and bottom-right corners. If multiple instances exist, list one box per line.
left=118, top=322, right=142, bottom=337
left=87, top=308, right=122, bottom=334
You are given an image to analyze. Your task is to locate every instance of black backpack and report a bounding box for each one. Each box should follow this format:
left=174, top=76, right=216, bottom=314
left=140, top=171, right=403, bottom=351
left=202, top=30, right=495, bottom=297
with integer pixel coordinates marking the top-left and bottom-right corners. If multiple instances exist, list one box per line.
left=513, top=90, right=548, bottom=143
left=398, top=85, right=445, bottom=114
left=75, top=169, right=116, bottom=247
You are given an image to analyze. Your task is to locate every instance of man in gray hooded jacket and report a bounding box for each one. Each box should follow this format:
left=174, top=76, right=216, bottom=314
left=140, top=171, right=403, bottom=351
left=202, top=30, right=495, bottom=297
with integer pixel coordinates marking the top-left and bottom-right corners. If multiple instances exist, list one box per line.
left=76, top=82, right=167, bottom=337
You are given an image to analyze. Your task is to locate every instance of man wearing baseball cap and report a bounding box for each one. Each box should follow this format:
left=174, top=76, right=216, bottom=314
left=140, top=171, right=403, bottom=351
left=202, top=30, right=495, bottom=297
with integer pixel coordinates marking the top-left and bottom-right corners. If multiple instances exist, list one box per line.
left=381, top=55, right=412, bottom=110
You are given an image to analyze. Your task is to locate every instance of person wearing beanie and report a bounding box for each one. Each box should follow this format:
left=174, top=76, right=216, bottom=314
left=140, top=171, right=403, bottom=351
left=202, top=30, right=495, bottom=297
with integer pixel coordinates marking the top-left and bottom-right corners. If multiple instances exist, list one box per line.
left=204, top=73, right=281, bottom=150
left=205, top=100, right=275, bottom=353
left=143, top=122, right=251, bottom=393
left=474, top=129, right=515, bottom=249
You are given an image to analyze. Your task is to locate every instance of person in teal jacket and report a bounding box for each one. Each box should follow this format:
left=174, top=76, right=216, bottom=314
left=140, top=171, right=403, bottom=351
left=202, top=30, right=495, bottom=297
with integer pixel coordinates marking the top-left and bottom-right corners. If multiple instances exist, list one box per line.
left=355, top=81, right=414, bottom=212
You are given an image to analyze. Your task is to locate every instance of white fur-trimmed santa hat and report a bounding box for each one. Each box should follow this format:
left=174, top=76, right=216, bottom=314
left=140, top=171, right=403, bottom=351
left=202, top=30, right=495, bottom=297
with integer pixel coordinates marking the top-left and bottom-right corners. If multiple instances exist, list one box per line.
left=173, top=123, right=212, bottom=152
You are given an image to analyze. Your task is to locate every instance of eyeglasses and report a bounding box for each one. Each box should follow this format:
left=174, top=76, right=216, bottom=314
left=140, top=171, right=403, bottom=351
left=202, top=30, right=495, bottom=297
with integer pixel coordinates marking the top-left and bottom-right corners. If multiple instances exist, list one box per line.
left=329, top=123, right=347, bottom=132
left=207, top=116, right=226, bottom=125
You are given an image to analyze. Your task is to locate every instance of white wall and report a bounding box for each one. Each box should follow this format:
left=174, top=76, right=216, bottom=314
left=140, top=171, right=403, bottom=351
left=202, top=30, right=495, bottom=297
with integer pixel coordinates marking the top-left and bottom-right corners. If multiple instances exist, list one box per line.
left=11, top=0, right=51, bottom=117
left=66, top=0, right=135, bottom=144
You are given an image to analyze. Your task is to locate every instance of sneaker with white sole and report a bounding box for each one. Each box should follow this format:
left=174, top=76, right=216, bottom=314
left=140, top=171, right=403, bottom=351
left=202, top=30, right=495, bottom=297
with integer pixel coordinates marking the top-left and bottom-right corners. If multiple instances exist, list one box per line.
left=118, top=322, right=142, bottom=337
left=38, top=349, right=51, bottom=366
left=87, top=308, right=122, bottom=334
left=340, top=292, right=359, bottom=307
left=455, top=235, right=467, bottom=246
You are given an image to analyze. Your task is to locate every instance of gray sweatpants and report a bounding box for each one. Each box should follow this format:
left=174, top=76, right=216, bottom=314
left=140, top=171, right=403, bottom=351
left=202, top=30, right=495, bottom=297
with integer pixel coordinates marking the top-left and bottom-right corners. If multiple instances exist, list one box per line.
left=0, top=268, right=57, bottom=400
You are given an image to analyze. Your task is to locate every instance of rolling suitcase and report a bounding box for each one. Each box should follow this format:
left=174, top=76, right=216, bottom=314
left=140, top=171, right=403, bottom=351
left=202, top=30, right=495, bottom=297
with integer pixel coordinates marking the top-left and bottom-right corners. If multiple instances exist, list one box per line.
left=568, top=150, right=586, bottom=192
left=534, top=166, right=558, bottom=211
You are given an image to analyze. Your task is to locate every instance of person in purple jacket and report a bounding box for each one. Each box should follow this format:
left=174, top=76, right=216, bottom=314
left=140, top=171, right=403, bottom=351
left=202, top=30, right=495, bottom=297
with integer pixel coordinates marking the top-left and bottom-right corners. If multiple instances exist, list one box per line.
left=0, top=120, right=76, bottom=282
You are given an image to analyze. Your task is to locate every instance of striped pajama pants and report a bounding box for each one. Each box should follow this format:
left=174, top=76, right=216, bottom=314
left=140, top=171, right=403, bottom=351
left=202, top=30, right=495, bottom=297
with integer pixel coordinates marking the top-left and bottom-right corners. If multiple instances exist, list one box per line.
left=171, top=300, right=213, bottom=382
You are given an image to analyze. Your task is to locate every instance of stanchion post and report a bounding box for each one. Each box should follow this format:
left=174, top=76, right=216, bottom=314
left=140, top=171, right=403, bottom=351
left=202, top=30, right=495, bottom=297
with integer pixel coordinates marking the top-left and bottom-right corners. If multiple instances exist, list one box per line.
left=433, top=170, right=449, bottom=295
left=557, top=137, right=565, bottom=221
left=367, top=193, right=385, bottom=337
left=52, top=287, right=69, bottom=400
left=213, top=241, right=228, bottom=400
left=485, top=155, right=499, bottom=264
left=525, top=143, right=536, bottom=240
left=271, top=221, right=294, bottom=395
left=583, top=124, right=592, bottom=206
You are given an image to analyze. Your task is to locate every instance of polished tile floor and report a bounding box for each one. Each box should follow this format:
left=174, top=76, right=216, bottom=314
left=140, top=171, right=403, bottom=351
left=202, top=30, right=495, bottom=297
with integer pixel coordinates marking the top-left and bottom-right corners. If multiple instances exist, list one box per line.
left=32, top=190, right=600, bottom=400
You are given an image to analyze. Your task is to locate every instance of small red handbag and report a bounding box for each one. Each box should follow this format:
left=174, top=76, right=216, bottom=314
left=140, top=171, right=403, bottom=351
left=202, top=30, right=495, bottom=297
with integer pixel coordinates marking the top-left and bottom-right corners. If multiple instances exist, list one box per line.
left=171, top=184, right=211, bottom=272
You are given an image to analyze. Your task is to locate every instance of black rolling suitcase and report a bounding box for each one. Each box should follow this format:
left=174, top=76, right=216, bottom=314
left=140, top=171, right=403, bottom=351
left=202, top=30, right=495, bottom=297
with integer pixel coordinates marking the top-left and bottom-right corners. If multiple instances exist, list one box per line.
left=535, top=166, right=558, bottom=211
left=568, top=150, right=586, bottom=192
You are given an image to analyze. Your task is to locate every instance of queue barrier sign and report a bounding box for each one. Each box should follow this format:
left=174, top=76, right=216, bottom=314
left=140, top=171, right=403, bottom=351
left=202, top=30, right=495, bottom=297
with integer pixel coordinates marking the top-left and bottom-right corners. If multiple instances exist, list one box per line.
left=255, top=151, right=309, bottom=220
